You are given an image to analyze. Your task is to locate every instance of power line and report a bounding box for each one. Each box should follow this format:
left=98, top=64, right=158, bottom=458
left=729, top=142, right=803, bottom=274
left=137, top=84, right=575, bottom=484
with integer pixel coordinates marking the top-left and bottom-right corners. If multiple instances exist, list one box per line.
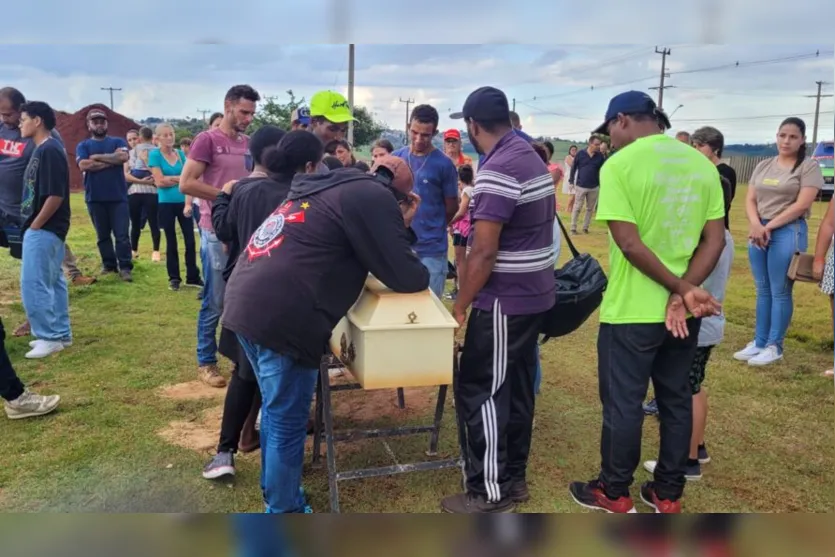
left=196, top=109, right=212, bottom=122
left=648, top=46, right=672, bottom=109
left=100, top=86, right=122, bottom=110
left=807, top=81, right=833, bottom=145
left=518, top=49, right=834, bottom=104
left=399, top=97, right=414, bottom=145
left=671, top=86, right=833, bottom=98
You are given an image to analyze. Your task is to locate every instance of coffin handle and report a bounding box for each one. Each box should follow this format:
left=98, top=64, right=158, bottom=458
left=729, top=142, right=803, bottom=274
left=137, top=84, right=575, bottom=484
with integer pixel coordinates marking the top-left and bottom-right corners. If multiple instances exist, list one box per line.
left=407, top=311, right=418, bottom=324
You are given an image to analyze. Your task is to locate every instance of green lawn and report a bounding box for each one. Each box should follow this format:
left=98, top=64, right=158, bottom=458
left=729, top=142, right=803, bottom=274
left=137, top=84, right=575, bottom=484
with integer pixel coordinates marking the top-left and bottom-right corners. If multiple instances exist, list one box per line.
left=0, top=189, right=831, bottom=514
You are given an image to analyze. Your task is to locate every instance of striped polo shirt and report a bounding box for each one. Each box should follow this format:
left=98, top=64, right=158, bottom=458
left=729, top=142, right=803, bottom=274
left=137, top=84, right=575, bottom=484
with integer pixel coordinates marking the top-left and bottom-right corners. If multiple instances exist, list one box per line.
left=468, top=130, right=556, bottom=315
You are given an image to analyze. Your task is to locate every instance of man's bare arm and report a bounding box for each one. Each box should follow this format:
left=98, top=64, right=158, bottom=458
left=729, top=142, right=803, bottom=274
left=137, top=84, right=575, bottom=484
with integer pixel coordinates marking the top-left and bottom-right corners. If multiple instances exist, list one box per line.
left=608, top=221, right=690, bottom=295
left=78, top=159, right=110, bottom=172
left=681, top=219, right=726, bottom=287
left=91, top=151, right=129, bottom=166
left=179, top=158, right=218, bottom=201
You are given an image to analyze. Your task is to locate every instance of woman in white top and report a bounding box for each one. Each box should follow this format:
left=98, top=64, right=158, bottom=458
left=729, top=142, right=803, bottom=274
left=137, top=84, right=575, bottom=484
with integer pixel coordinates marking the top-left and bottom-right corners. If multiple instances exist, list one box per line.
left=562, top=145, right=578, bottom=214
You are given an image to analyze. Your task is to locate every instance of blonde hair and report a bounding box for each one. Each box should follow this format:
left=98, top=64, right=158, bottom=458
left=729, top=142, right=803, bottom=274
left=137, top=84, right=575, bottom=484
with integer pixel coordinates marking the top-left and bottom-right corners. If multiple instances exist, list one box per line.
left=154, top=123, right=175, bottom=136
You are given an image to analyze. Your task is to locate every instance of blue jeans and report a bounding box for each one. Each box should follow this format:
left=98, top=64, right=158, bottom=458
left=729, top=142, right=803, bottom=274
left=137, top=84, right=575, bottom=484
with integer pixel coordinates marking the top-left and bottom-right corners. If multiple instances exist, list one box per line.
left=237, top=335, right=318, bottom=513
left=420, top=254, right=447, bottom=298
left=748, top=219, right=807, bottom=352
left=232, top=515, right=294, bottom=557
left=21, top=229, right=71, bottom=342
left=196, top=229, right=228, bottom=366
left=87, top=201, right=132, bottom=271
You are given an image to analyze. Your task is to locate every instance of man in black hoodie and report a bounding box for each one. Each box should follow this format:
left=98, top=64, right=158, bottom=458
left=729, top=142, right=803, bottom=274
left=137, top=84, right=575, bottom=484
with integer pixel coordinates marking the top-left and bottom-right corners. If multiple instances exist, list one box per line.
left=222, top=154, right=428, bottom=513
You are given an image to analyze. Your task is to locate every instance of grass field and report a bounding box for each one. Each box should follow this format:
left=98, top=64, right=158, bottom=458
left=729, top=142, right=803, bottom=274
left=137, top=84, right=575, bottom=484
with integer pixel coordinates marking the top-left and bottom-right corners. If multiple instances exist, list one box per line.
left=0, top=188, right=832, bottom=515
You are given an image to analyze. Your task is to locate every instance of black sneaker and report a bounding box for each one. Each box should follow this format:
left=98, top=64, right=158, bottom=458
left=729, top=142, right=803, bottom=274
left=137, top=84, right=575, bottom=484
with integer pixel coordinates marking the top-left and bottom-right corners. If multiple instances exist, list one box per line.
left=169, top=280, right=181, bottom=291
left=568, top=480, right=636, bottom=513
left=202, top=451, right=235, bottom=480
left=440, top=492, right=516, bottom=514
left=509, top=479, right=530, bottom=503
left=185, top=279, right=204, bottom=289
left=101, top=267, right=118, bottom=275
left=642, top=398, right=659, bottom=416
left=119, top=270, right=133, bottom=282
left=698, top=444, right=711, bottom=464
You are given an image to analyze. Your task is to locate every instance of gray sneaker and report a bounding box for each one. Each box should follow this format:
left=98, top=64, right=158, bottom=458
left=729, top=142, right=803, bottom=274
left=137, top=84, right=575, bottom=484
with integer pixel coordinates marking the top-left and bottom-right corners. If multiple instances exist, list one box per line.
left=202, top=451, right=235, bottom=480
left=4, top=390, right=60, bottom=420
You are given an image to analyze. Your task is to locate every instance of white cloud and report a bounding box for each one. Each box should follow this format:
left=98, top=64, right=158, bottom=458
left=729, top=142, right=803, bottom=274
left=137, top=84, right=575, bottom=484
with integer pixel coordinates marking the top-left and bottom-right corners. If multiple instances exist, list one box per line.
left=2, top=43, right=832, bottom=143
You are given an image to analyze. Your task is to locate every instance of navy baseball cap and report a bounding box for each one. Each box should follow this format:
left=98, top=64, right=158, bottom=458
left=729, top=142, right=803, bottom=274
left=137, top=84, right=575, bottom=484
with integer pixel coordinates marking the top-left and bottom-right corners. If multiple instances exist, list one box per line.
left=592, top=91, right=672, bottom=135
left=450, top=86, right=510, bottom=122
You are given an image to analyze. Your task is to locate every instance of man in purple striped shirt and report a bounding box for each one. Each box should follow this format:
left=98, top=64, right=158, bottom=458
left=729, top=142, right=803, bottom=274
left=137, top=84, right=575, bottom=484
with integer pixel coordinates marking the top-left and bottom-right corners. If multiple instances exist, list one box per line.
left=442, top=87, right=555, bottom=513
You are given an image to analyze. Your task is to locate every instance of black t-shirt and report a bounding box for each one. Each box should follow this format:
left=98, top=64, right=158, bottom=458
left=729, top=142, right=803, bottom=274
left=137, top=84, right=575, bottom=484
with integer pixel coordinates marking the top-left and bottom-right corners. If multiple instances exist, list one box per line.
left=716, top=163, right=737, bottom=231
left=21, top=137, right=71, bottom=241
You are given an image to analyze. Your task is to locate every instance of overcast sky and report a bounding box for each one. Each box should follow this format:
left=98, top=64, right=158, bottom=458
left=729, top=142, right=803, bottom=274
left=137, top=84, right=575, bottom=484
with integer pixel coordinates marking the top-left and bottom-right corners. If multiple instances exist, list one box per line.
left=3, top=26, right=833, bottom=143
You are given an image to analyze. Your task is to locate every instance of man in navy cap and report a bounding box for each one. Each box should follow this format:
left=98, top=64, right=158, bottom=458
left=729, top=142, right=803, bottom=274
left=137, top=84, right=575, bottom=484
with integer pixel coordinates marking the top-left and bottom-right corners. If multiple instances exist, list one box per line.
left=442, top=86, right=555, bottom=513
left=568, top=91, right=726, bottom=514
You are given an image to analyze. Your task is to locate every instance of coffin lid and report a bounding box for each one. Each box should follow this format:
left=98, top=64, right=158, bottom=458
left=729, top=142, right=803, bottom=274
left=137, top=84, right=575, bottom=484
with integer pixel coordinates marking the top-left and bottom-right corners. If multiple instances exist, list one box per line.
left=346, top=275, right=457, bottom=330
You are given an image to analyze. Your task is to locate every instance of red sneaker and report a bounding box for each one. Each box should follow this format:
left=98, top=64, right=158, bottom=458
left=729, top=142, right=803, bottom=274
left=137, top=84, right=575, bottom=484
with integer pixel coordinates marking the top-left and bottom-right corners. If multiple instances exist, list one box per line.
left=639, top=482, right=682, bottom=513
left=568, top=480, right=636, bottom=513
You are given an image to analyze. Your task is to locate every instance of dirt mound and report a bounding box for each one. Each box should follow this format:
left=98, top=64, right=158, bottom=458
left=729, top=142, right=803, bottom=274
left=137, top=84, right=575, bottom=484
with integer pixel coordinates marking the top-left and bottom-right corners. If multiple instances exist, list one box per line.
left=156, top=380, right=442, bottom=454
left=55, top=103, right=141, bottom=193
left=158, top=381, right=227, bottom=401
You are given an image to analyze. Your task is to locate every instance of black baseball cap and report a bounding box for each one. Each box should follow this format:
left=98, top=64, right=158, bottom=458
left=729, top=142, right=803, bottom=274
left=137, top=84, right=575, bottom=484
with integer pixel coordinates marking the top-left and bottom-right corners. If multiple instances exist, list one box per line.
left=450, top=86, right=510, bottom=123
left=592, top=91, right=672, bottom=135
left=87, top=109, right=107, bottom=120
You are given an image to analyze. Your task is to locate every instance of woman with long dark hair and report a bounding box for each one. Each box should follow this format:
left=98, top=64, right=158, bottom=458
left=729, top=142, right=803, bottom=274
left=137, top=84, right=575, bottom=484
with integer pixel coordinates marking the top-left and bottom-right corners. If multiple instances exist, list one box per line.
left=562, top=145, right=578, bottom=213
left=734, top=117, right=825, bottom=366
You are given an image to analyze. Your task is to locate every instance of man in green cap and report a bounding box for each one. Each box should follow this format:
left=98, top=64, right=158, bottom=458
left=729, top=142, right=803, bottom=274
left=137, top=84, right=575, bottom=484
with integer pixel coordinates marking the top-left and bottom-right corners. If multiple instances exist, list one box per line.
left=309, top=90, right=355, bottom=173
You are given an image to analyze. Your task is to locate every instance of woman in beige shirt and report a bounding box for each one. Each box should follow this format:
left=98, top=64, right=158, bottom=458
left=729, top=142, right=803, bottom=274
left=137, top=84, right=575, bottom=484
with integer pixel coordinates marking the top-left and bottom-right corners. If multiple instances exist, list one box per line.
left=734, top=117, right=824, bottom=366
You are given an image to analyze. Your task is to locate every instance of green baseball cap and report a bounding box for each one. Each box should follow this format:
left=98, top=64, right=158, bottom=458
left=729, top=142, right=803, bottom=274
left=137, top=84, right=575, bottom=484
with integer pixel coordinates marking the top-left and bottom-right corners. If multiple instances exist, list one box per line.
left=309, top=90, right=355, bottom=124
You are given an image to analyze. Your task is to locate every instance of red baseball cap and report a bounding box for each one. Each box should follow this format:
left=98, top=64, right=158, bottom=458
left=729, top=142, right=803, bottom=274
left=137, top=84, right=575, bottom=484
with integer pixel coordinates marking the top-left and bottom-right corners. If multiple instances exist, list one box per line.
left=443, top=129, right=461, bottom=140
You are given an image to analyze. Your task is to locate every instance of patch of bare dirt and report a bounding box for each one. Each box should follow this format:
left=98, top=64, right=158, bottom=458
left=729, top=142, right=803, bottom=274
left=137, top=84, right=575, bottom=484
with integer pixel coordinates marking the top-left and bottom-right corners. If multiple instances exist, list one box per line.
left=158, top=406, right=224, bottom=452
left=158, top=381, right=227, bottom=401
left=330, top=374, right=440, bottom=423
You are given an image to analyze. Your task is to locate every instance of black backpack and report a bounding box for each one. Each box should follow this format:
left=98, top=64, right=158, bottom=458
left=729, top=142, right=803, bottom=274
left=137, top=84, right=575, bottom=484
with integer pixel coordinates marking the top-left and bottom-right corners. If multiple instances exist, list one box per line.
left=540, top=215, right=608, bottom=341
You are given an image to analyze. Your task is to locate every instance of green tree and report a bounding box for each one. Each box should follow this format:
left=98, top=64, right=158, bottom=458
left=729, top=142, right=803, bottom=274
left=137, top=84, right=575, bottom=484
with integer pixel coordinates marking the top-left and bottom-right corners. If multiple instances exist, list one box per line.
left=251, top=90, right=304, bottom=132
left=251, top=90, right=386, bottom=148
left=351, top=106, right=386, bottom=148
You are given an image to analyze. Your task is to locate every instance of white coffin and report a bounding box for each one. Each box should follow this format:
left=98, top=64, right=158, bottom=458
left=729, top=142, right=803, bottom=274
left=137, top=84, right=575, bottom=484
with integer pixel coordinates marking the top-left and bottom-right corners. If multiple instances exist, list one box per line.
left=329, top=275, right=457, bottom=390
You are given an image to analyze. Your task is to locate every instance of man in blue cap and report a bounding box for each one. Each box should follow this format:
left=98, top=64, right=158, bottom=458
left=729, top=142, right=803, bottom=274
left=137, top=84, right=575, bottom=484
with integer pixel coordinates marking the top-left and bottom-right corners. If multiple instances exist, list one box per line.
left=442, top=86, right=555, bottom=513
left=568, top=91, right=726, bottom=514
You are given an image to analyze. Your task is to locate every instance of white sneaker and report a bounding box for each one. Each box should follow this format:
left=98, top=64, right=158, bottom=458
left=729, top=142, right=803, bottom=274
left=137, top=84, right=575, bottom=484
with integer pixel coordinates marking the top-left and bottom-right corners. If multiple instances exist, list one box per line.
left=30, top=339, right=72, bottom=348
left=255, top=409, right=261, bottom=429
left=733, top=342, right=762, bottom=361
left=748, top=345, right=783, bottom=366
left=4, top=390, right=60, bottom=419
left=25, top=340, right=64, bottom=359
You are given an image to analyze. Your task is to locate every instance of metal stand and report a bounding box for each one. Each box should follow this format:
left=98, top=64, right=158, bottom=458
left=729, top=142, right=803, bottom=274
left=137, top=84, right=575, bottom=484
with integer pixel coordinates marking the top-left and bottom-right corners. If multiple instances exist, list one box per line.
left=311, top=355, right=461, bottom=513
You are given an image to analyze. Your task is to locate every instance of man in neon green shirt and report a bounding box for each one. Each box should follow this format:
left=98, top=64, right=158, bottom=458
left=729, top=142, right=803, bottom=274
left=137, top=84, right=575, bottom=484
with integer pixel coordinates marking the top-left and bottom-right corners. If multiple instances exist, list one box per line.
left=568, top=91, right=726, bottom=514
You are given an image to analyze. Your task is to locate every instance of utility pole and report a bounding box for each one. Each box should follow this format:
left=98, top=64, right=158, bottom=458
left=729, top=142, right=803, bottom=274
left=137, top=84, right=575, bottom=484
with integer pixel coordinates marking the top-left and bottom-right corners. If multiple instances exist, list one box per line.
left=649, top=47, right=673, bottom=109
left=196, top=109, right=212, bottom=123
left=512, top=98, right=516, bottom=112
left=100, top=87, right=122, bottom=110
left=347, top=44, right=355, bottom=145
left=399, top=97, right=414, bottom=145
left=805, top=81, right=832, bottom=146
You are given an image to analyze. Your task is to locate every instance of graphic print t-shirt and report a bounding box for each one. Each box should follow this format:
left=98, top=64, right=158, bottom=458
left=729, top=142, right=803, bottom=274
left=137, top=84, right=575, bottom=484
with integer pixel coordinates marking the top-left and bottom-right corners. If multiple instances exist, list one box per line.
left=0, top=127, right=63, bottom=221
left=595, top=134, right=725, bottom=325
left=21, top=137, right=71, bottom=241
